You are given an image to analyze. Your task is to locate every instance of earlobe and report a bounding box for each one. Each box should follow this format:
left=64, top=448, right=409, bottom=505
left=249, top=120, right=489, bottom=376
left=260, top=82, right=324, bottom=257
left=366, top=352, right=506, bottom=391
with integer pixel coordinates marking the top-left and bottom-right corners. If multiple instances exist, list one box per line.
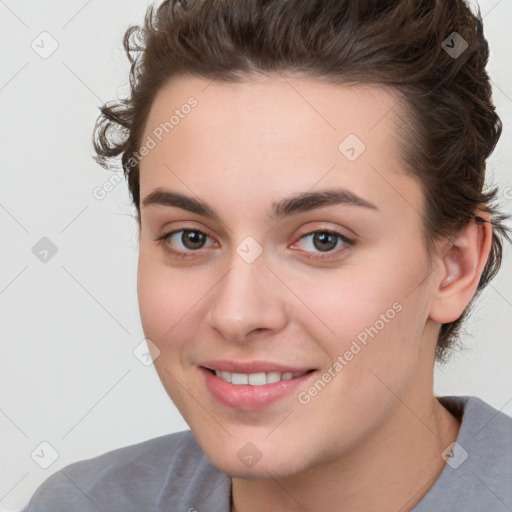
left=429, top=214, right=493, bottom=324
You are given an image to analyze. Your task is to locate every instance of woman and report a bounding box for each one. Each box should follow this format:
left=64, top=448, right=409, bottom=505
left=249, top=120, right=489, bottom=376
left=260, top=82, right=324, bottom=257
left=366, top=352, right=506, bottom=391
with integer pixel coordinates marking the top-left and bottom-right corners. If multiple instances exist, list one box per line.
left=23, top=0, right=512, bottom=510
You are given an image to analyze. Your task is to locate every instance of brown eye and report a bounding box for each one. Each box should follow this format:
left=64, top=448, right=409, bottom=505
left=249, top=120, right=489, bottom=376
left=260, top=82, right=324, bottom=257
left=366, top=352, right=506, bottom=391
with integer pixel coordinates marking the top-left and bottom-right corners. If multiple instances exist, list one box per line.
left=311, top=232, right=339, bottom=252
left=180, top=230, right=207, bottom=250
left=297, top=230, right=349, bottom=253
left=157, top=228, right=216, bottom=258
left=293, top=229, right=354, bottom=261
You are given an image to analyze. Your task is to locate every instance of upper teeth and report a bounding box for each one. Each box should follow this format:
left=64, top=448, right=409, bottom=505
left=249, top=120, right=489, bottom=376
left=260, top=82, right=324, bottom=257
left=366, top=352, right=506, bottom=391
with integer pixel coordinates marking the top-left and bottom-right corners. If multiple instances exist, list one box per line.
left=215, top=370, right=306, bottom=386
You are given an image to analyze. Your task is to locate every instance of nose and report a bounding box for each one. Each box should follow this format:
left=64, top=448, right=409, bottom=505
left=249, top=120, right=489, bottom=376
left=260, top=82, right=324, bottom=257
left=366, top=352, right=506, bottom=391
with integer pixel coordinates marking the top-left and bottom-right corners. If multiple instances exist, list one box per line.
left=205, top=248, right=288, bottom=344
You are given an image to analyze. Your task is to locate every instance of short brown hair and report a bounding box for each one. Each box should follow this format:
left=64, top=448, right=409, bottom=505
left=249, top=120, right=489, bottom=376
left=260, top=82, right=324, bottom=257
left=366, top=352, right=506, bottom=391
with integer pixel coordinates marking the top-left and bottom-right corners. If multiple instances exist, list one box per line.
left=92, top=0, right=511, bottom=362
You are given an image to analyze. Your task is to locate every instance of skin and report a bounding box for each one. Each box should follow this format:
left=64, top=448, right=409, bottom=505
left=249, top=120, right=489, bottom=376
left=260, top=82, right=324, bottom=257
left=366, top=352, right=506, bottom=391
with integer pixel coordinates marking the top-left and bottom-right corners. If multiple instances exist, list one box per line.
left=136, top=74, right=492, bottom=511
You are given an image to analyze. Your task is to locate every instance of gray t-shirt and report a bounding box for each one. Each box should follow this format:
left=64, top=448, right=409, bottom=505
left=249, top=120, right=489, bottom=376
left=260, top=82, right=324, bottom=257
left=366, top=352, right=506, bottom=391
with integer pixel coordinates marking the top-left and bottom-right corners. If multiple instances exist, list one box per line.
left=21, top=395, right=512, bottom=511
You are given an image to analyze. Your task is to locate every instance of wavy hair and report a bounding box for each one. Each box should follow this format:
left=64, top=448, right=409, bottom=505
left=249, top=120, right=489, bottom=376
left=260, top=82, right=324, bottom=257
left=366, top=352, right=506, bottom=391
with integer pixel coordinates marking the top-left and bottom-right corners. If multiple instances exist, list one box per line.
left=92, top=0, right=511, bottom=362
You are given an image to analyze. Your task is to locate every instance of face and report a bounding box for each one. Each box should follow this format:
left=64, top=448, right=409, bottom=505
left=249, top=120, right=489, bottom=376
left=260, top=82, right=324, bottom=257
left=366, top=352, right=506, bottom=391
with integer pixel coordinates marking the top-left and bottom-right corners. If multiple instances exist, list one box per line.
left=137, top=74, right=439, bottom=478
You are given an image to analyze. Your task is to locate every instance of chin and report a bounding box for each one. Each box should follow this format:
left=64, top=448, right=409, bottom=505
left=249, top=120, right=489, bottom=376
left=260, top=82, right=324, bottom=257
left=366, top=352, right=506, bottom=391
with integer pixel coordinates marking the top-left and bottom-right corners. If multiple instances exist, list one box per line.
left=200, top=442, right=312, bottom=479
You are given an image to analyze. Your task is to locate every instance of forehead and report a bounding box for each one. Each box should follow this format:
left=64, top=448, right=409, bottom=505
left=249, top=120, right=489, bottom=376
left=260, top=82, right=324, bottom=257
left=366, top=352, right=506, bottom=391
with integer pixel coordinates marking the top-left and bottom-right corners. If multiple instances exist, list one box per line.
left=138, top=74, right=423, bottom=222
left=142, top=74, right=405, bottom=151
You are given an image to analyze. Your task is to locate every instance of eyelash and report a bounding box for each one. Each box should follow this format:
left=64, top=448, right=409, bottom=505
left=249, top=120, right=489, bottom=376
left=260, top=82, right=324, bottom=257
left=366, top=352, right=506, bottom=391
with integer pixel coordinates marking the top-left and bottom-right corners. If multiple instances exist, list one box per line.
left=155, top=227, right=354, bottom=261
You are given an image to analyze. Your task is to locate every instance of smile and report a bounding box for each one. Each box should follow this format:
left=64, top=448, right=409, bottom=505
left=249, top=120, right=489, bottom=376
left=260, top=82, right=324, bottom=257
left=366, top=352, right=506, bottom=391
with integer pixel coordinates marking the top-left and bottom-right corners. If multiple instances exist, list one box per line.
left=213, top=369, right=310, bottom=386
left=200, top=365, right=318, bottom=410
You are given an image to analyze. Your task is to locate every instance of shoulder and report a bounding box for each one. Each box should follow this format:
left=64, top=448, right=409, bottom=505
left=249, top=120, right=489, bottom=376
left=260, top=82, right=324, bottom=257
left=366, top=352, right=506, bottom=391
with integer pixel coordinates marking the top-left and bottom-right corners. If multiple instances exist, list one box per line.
left=21, top=429, right=231, bottom=512
left=414, top=395, right=512, bottom=511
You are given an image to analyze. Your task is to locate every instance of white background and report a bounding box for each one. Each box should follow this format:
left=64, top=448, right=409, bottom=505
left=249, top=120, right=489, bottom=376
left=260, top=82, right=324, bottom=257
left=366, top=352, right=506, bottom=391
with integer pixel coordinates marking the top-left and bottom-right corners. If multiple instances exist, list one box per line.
left=1, top=0, right=511, bottom=510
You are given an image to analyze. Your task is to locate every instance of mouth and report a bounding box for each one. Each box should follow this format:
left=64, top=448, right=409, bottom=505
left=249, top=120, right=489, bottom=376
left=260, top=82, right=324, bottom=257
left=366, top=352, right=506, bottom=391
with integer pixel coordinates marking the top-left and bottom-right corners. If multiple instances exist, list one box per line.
left=202, top=367, right=316, bottom=386
left=199, top=363, right=318, bottom=410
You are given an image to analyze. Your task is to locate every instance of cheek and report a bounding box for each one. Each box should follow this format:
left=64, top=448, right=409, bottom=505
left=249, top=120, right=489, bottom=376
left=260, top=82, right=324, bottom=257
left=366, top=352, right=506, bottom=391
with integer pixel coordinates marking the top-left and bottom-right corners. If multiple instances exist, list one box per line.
left=137, top=248, right=225, bottom=373
left=137, top=250, right=195, bottom=343
left=137, top=254, right=199, bottom=395
left=284, top=267, right=406, bottom=344
left=292, top=255, right=427, bottom=372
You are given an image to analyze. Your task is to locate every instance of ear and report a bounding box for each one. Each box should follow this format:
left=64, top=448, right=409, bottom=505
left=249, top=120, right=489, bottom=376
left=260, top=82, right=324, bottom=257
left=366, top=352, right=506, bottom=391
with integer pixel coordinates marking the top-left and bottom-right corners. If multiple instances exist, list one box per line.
left=429, top=212, right=493, bottom=324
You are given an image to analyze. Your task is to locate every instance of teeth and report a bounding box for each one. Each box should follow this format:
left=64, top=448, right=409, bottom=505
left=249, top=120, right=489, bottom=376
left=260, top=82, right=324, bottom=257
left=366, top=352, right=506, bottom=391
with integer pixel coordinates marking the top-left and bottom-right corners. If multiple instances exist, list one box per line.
left=219, top=371, right=232, bottom=383
left=266, top=371, right=281, bottom=384
left=231, top=373, right=248, bottom=385
left=248, top=372, right=266, bottom=385
left=214, top=370, right=306, bottom=386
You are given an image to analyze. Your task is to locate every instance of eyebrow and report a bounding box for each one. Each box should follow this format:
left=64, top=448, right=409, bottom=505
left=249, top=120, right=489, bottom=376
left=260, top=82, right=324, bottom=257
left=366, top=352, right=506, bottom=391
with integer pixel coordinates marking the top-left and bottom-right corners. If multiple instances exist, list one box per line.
left=141, top=187, right=378, bottom=220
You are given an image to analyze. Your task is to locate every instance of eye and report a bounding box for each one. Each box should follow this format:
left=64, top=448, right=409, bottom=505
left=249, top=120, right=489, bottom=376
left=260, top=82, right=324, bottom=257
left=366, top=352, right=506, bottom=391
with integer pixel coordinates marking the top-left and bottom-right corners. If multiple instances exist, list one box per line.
left=292, top=230, right=353, bottom=260
left=156, top=227, right=353, bottom=261
left=156, top=228, right=216, bottom=258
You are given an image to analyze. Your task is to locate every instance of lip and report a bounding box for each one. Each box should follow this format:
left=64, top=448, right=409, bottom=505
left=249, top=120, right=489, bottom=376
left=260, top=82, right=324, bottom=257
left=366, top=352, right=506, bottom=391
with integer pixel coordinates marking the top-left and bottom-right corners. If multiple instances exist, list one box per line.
left=199, top=362, right=318, bottom=410
left=200, top=359, right=314, bottom=374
